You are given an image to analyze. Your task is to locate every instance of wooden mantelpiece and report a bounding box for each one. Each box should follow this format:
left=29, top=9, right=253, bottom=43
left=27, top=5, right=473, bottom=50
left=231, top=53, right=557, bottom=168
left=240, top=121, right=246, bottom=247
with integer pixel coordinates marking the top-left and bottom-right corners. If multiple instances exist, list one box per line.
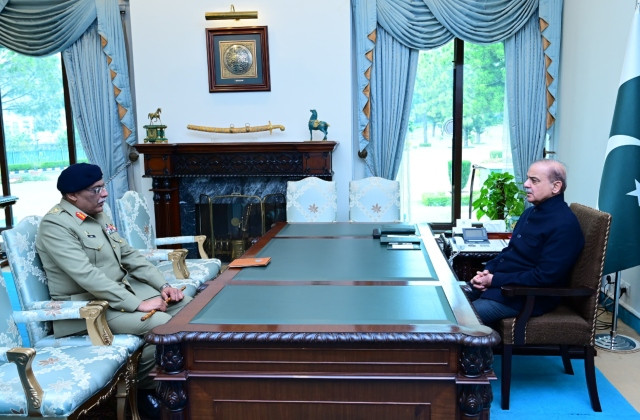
left=133, top=141, right=337, bottom=238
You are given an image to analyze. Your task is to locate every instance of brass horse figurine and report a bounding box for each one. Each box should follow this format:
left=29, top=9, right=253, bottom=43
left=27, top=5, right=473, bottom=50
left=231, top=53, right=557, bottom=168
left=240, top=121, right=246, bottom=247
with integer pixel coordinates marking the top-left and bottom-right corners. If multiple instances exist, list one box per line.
left=309, top=109, right=329, bottom=140
left=148, top=108, right=162, bottom=124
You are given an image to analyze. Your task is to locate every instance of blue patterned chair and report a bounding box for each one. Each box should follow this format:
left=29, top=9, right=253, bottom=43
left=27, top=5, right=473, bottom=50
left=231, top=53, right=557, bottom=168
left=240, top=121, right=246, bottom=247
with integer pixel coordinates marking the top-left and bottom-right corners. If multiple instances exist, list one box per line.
left=349, top=177, right=401, bottom=222
left=115, top=191, right=222, bottom=293
left=0, top=264, right=134, bottom=418
left=286, top=177, right=337, bottom=222
left=1, top=216, right=144, bottom=418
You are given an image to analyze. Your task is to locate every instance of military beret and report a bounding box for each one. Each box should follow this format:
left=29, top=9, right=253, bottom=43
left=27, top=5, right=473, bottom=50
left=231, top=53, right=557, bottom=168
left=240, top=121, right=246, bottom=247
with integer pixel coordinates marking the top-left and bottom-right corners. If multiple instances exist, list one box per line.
left=57, top=163, right=103, bottom=194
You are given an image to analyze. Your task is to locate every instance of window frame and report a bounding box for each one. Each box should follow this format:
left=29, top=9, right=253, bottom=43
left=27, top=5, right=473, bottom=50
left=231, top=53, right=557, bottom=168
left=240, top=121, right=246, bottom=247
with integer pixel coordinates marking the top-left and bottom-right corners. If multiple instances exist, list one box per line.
left=429, top=38, right=465, bottom=232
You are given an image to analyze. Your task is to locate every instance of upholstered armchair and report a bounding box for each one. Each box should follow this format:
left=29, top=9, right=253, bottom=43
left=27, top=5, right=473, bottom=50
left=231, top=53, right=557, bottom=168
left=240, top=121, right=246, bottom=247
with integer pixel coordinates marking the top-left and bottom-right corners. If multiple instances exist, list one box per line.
left=115, top=191, right=222, bottom=292
left=286, top=177, right=338, bottom=222
left=1, top=216, right=143, bottom=351
left=0, top=264, right=135, bottom=418
left=1, top=216, right=144, bottom=418
left=496, top=203, right=612, bottom=412
left=349, top=177, right=401, bottom=222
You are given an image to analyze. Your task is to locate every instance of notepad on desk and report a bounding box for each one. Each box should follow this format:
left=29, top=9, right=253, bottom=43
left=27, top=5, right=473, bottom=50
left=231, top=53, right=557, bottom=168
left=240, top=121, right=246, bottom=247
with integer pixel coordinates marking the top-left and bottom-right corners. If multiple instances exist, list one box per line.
left=228, top=257, right=271, bottom=268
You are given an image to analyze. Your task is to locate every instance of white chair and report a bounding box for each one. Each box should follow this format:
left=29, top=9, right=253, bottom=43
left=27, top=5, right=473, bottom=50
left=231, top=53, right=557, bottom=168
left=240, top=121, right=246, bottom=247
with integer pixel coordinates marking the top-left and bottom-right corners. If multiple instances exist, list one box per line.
left=349, top=177, right=401, bottom=222
left=286, top=177, right=337, bottom=222
left=115, top=191, right=222, bottom=292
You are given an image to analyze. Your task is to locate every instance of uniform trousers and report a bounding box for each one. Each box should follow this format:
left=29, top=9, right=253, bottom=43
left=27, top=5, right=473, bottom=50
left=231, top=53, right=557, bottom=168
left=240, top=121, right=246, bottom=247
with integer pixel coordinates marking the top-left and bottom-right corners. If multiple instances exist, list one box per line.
left=107, top=295, right=192, bottom=389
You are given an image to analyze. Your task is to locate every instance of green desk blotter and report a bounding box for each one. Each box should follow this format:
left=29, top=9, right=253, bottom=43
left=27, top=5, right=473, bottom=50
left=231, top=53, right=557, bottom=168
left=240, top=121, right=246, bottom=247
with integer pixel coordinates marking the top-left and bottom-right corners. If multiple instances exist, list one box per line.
left=191, top=284, right=454, bottom=325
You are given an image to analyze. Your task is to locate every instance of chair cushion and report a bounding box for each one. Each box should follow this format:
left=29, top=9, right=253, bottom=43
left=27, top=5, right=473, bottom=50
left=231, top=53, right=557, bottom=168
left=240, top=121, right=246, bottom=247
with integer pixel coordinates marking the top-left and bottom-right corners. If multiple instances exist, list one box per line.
left=0, top=345, right=128, bottom=416
left=499, top=304, right=593, bottom=346
left=34, top=333, right=144, bottom=354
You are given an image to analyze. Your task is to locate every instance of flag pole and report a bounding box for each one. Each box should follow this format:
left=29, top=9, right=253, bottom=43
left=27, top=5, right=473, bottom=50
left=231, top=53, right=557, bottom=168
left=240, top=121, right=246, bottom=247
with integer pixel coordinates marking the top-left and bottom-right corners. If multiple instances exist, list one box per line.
left=595, top=271, right=639, bottom=352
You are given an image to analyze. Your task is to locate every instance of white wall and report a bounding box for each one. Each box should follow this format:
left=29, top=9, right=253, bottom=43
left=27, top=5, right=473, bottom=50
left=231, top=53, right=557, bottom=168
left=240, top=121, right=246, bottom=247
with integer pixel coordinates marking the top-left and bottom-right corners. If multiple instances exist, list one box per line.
left=558, top=0, right=640, bottom=315
left=128, top=0, right=353, bottom=220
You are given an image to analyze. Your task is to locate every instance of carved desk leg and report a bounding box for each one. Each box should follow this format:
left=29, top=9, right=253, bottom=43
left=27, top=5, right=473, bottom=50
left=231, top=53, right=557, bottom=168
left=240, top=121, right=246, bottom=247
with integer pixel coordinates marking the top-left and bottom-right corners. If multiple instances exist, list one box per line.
left=458, top=345, right=494, bottom=419
left=155, top=343, right=188, bottom=419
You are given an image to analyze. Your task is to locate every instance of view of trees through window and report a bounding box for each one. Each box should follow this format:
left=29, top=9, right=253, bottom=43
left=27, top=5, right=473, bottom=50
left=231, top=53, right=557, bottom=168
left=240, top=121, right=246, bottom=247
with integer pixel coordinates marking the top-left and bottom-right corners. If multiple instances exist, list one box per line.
left=0, top=46, right=86, bottom=228
left=397, top=40, right=513, bottom=227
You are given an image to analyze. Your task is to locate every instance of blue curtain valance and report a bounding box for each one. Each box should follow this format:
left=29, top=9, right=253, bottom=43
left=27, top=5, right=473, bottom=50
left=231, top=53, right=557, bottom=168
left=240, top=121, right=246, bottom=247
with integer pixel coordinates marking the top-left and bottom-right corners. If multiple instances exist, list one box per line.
left=0, top=0, right=96, bottom=56
left=376, top=0, right=538, bottom=49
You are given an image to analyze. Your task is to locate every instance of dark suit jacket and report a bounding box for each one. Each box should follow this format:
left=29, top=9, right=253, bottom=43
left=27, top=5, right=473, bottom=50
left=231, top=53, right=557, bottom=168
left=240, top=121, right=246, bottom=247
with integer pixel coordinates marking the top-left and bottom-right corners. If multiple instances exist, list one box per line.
left=482, top=194, right=585, bottom=315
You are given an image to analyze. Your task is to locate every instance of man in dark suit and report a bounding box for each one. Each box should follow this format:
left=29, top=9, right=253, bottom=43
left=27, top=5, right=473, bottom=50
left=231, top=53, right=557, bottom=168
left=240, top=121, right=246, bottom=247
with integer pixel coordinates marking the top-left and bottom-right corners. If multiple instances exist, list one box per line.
left=466, top=159, right=585, bottom=326
left=36, top=163, right=189, bottom=418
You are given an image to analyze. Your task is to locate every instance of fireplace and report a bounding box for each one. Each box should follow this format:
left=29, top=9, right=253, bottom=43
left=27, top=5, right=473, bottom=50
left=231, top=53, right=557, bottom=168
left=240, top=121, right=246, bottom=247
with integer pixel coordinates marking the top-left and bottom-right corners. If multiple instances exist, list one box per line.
left=133, top=141, right=337, bottom=256
left=195, top=192, right=286, bottom=262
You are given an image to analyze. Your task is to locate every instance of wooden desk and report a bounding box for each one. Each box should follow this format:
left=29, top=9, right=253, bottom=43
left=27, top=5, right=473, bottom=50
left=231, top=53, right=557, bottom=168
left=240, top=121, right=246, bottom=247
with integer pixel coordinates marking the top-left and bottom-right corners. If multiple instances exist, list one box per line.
left=146, top=223, right=499, bottom=419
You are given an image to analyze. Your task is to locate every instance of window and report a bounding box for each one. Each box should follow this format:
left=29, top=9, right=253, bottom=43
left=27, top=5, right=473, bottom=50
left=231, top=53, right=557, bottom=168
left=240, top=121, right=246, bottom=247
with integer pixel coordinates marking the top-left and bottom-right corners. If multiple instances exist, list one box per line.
left=398, top=39, right=512, bottom=230
left=0, top=46, right=85, bottom=230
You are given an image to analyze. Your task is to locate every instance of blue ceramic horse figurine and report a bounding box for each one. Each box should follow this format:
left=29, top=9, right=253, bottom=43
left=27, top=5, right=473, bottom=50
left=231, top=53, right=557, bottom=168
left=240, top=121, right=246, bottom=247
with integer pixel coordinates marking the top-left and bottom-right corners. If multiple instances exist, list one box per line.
left=309, top=109, right=329, bottom=140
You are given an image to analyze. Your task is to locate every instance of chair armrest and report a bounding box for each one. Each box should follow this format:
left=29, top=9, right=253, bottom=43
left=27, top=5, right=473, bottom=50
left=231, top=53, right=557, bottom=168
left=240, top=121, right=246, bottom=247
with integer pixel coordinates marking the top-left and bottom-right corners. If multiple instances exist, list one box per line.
left=6, top=347, right=44, bottom=417
left=79, top=300, right=115, bottom=345
left=168, top=249, right=190, bottom=279
left=500, top=285, right=596, bottom=346
left=26, top=300, right=91, bottom=311
left=155, top=235, right=210, bottom=259
left=139, top=248, right=172, bottom=262
left=12, top=300, right=92, bottom=323
left=13, top=300, right=115, bottom=346
left=139, top=248, right=190, bottom=279
left=501, top=285, right=596, bottom=298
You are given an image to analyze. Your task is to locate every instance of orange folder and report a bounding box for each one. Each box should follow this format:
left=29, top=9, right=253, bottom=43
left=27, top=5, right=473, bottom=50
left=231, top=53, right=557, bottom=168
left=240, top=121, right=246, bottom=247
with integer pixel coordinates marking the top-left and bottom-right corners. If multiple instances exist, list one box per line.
left=228, top=257, right=271, bottom=268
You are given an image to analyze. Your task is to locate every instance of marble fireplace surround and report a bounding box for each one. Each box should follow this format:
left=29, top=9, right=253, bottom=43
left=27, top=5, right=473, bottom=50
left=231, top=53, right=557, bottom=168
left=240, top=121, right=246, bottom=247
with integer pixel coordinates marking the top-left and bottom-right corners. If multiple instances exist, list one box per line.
left=133, top=141, right=337, bottom=242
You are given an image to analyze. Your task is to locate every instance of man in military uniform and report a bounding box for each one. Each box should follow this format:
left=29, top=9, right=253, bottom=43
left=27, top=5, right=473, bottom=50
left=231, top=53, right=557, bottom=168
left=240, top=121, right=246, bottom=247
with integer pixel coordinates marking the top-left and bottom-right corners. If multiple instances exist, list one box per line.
left=36, top=163, right=189, bottom=418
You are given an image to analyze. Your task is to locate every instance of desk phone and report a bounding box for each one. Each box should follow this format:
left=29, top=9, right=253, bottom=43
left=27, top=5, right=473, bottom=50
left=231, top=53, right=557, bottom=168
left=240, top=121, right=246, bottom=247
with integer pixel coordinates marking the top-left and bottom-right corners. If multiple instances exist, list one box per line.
left=462, top=227, right=489, bottom=243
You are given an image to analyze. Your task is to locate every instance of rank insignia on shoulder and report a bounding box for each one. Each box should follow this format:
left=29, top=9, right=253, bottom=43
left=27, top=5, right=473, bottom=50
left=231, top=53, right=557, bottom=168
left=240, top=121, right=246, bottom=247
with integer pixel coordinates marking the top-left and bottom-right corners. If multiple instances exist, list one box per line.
left=75, top=212, right=87, bottom=221
left=105, top=223, right=117, bottom=234
left=47, top=207, right=62, bottom=214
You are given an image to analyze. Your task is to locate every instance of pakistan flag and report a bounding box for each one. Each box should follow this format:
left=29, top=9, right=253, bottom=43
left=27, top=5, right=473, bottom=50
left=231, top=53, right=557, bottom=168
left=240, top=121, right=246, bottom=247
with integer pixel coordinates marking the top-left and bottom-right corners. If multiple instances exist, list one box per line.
left=598, top=6, right=640, bottom=275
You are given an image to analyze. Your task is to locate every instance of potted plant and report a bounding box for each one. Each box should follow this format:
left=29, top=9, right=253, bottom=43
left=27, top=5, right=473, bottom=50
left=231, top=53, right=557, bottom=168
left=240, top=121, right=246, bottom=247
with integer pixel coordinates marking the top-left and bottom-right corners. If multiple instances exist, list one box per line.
left=472, top=171, right=525, bottom=227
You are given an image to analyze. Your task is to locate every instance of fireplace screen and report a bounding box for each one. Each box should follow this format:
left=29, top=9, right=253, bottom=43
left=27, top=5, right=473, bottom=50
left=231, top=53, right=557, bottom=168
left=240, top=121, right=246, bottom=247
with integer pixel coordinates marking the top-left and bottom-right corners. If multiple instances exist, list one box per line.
left=196, top=193, right=286, bottom=262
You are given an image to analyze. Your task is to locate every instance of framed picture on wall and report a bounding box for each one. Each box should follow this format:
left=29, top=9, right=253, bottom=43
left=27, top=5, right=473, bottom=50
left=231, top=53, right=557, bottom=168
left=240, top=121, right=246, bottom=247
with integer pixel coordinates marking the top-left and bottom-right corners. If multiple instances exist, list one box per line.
left=206, top=26, right=271, bottom=93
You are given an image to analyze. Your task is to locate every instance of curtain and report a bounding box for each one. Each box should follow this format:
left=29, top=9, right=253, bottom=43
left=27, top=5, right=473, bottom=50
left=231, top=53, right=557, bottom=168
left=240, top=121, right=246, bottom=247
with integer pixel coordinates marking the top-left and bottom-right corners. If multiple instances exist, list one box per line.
left=353, top=0, right=562, bottom=181
left=0, top=0, right=96, bottom=56
left=505, top=13, right=546, bottom=184
left=63, top=22, right=130, bottom=222
left=367, top=27, right=418, bottom=178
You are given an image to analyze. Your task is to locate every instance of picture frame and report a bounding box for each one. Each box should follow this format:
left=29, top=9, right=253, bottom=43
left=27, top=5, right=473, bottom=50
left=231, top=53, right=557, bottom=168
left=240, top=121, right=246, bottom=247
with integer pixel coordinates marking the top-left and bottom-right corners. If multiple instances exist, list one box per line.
left=206, top=26, right=270, bottom=93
